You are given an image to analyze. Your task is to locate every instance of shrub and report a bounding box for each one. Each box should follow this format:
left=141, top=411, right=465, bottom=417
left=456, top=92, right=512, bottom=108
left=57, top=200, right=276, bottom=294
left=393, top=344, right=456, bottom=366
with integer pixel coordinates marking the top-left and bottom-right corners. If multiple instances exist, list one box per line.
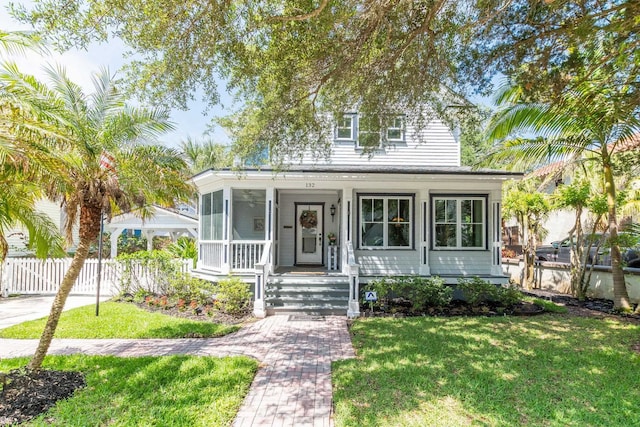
left=497, top=284, right=523, bottom=307
left=169, top=273, right=216, bottom=305
left=116, top=250, right=184, bottom=295
left=214, top=276, right=252, bottom=316
left=418, top=276, right=453, bottom=309
left=367, top=275, right=452, bottom=312
left=458, top=277, right=525, bottom=308
left=457, top=277, right=500, bottom=306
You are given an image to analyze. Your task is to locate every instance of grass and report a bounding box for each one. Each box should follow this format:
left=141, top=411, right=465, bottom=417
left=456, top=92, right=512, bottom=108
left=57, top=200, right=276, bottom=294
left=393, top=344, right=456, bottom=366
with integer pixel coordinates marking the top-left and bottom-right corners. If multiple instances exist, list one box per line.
left=333, top=314, right=640, bottom=426
left=0, top=302, right=239, bottom=339
left=0, top=354, right=258, bottom=426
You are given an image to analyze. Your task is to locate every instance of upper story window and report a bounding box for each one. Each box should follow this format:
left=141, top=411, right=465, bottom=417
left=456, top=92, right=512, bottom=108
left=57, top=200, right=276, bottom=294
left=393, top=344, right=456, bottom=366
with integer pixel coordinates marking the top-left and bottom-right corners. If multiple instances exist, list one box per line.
left=432, top=196, right=486, bottom=250
left=335, top=115, right=355, bottom=141
left=357, top=115, right=382, bottom=149
left=386, top=116, right=405, bottom=142
left=335, top=113, right=405, bottom=147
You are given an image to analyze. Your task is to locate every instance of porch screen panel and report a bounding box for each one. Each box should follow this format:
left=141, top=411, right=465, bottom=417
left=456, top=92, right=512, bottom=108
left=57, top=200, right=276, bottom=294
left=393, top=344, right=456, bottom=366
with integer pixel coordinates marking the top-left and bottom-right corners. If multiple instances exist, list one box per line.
left=201, top=190, right=223, bottom=240
left=212, top=190, right=223, bottom=240
left=201, top=193, right=212, bottom=240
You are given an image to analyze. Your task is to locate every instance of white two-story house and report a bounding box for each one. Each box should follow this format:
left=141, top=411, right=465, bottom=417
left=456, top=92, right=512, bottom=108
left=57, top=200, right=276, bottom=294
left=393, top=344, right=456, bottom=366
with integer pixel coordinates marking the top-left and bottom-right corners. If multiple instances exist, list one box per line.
left=192, top=112, right=521, bottom=317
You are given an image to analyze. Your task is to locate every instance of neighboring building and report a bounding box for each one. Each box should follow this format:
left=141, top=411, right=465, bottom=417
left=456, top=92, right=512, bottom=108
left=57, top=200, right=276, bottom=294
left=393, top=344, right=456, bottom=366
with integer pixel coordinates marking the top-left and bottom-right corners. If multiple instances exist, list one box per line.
left=4, top=199, right=63, bottom=258
left=192, top=112, right=521, bottom=317
left=105, top=205, right=198, bottom=258
left=526, top=133, right=640, bottom=246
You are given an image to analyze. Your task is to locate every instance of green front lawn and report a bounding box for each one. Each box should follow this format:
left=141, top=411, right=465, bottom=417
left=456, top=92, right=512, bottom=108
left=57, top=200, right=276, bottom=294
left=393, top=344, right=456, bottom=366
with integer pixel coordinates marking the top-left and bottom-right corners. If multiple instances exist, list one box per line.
left=333, top=315, right=640, bottom=426
left=0, top=302, right=239, bottom=339
left=0, top=354, right=258, bottom=426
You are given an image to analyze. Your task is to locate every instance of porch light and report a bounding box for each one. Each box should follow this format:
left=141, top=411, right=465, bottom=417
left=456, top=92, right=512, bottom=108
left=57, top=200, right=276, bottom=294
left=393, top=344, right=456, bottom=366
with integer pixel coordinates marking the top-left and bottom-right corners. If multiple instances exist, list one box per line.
left=330, top=204, right=336, bottom=221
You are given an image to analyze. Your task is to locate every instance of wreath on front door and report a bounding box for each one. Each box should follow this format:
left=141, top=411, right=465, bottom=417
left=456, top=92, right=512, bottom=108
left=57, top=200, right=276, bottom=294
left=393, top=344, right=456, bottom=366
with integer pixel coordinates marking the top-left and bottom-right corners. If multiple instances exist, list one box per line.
left=299, top=210, right=318, bottom=228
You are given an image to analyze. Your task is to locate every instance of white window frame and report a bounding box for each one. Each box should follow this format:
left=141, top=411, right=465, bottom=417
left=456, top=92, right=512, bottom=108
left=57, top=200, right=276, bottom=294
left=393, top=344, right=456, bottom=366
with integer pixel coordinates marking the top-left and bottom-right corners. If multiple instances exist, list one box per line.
left=335, top=114, right=355, bottom=141
left=432, top=196, right=486, bottom=250
left=359, top=194, right=413, bottom=249
left=356, top=114, right=383, bottom=149
left=386, top=115, right=405, bottom=142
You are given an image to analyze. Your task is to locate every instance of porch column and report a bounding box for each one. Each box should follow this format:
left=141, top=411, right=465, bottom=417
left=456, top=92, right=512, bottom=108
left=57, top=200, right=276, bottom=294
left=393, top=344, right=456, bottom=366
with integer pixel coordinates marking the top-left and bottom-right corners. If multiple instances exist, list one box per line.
left=109, top=227, right=124, bottom=258
left=341, top=187, right=353, bottom=275
left=144, top=230, right=154, bottom=252
left=222, top=186, right=231, bottom=274
left=491, top=192, right=503, bottom=276
left=419, top=190, right=431, bottom=275
left=266, top=186, right=275, bottom=268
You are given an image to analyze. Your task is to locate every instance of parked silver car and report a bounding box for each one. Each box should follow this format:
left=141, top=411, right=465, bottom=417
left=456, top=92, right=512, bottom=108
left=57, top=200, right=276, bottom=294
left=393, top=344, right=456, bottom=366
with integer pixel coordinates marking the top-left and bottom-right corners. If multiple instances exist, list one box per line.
left=536, top=233, right=640, bottom=267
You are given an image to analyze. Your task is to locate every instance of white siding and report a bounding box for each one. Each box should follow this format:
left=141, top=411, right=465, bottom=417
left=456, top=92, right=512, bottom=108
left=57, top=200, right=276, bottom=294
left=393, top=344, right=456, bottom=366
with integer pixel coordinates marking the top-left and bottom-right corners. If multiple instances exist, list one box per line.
left=429, top=251, right=493, bottom=275
left=291, top=118, right=459, bottom=168
left=6, top=199, right=62, bottom=257
left=356, top=250, right=421, bottom=275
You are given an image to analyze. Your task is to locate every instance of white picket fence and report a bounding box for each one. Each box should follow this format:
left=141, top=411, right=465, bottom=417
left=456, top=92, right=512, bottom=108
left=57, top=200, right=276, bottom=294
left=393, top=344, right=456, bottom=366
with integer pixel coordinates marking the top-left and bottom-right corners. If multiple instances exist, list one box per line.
left=1, top=258, right=193, bottom=297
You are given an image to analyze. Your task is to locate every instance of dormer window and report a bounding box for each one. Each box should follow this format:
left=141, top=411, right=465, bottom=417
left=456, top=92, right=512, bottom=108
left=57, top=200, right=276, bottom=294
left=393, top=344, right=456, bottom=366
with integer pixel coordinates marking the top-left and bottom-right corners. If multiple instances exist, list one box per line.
left=386, top=116, right=405, bottom=142
left=335, top=115, right=355, bottom=140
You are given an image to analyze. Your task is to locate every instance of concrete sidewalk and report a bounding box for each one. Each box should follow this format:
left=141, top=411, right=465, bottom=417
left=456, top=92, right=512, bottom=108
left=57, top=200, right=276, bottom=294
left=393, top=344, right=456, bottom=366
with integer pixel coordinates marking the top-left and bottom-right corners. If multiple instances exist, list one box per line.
left=0, top=295, right=110, bottom=329
left=0, top=313, right=355, bottom=427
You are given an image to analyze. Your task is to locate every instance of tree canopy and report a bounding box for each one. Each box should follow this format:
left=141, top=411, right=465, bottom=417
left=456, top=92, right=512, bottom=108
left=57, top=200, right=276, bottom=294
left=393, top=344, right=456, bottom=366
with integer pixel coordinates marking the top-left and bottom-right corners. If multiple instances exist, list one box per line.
left=10, top=0, right=639, bottom=160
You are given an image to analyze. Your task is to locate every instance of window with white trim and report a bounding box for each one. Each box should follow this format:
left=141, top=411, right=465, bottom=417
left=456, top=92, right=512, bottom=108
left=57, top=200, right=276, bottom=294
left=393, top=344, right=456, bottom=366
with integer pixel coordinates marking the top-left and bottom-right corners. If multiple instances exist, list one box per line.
left=357, top=115, right=382, bottom=148
left=386, top=116, right=405, bottom=141
left=335, top=115, right=355, bottom=140
left=433, top=196, right=486, bottom=249
left=360, top=195, right=412, bottom=248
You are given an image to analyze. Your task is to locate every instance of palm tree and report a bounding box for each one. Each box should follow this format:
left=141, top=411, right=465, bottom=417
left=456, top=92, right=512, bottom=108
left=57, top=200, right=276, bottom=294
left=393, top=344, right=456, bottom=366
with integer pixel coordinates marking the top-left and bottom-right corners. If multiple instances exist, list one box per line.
left=179, top=136, right=231, bottom=175
left=1, top=31, right=64, bottom=263
left=485, top=83, right=640, bottom=311
left=1, top=63, right=194, bottom=369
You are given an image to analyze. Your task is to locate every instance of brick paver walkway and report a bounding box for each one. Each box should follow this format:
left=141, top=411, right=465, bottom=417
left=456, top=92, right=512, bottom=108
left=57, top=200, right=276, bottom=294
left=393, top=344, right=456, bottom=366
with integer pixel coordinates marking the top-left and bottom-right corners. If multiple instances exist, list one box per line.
left=0, top=315, right=355, bottom=427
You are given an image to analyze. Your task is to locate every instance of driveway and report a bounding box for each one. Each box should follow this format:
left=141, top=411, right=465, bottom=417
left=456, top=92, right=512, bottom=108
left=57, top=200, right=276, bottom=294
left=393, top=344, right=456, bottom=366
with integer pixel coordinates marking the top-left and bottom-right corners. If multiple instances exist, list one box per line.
left=0, top=295, right=110, bottom=329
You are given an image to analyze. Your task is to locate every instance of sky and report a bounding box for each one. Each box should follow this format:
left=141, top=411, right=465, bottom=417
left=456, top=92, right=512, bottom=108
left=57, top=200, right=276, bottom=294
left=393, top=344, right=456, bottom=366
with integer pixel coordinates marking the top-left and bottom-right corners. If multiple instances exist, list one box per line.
left=0, top=5, right=231, bottom=148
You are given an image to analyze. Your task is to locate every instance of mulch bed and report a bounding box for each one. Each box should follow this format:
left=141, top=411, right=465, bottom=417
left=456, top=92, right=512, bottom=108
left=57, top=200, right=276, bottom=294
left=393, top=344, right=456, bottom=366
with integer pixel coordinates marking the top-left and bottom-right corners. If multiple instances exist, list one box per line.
left=0, top=369, right=85, bottom=425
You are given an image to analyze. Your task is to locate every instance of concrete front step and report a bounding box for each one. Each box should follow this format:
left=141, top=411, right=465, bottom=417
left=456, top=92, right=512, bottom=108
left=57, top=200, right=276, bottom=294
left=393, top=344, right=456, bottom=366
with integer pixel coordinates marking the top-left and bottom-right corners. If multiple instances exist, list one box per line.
left=265, top=274, right=350, bottom=315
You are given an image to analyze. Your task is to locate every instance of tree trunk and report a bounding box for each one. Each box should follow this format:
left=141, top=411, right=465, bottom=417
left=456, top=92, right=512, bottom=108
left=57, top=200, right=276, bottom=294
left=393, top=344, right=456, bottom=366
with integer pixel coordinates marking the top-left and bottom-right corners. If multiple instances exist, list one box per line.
left=27, top=237, right=91, bottom=370
left=603, top=160, right=631, bottom=310
left=28, top=202, right=102, bottom=370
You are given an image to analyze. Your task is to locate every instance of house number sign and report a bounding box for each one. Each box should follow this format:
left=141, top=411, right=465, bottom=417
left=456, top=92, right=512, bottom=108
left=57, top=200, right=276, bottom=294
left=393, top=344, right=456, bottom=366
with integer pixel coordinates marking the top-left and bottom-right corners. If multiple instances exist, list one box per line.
left=305, top=182, right=315, bottom=188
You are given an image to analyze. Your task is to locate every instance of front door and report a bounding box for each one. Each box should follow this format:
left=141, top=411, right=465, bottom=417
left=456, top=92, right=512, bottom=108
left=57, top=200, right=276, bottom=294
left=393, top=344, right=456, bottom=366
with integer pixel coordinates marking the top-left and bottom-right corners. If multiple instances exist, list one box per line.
left=296, top=203, right=323, bottom=265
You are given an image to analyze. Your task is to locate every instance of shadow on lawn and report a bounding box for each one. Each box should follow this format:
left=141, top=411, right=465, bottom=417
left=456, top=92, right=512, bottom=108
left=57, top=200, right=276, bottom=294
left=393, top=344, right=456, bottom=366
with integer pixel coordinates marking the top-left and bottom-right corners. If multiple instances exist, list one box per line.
left=333, top=315, right=640, bottom=426
left=1, top=354, right=258, bottom=426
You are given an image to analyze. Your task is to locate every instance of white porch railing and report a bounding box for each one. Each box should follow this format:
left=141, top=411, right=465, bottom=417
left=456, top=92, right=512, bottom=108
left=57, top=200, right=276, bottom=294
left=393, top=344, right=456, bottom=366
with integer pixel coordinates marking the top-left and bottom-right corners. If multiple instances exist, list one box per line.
left=346, top=241, right=360, bottom=318
left=232, top=240, right=265, bottom=272
left=199, top=241, right=225, bottom=270
left=1, top=258, right=192, bottom=297
left=199, top=240, right=267, bottom=273
left=253, top=240, right=272, bottom=318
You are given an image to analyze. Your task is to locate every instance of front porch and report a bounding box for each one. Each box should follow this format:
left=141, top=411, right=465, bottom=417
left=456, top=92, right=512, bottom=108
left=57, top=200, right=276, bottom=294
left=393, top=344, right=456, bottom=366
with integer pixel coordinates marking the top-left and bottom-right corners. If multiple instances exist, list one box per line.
left=192, top=171, right=510, bottom=318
